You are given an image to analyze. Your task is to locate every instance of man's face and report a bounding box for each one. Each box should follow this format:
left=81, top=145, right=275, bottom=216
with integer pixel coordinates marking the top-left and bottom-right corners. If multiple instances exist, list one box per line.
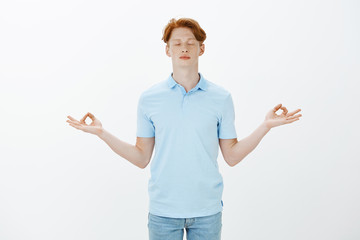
left=166, top=27, right=205, bottom=67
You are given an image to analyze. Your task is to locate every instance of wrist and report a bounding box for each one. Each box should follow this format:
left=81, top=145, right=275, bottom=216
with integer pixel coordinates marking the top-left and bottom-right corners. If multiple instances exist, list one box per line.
left=262, top=120, right=272, bottom=131
left=97, top=127, right=106, bottom=139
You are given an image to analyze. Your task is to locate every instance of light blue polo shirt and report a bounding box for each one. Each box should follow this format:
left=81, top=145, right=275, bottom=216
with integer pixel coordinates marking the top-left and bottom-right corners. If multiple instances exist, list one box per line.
left=136, top=72, right=237, bottom=218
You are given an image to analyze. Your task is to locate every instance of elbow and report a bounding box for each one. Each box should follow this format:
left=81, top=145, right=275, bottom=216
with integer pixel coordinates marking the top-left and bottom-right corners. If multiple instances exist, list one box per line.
left=228, top=161, right=237, bottom=167
left=225, top=157, right=236, bottom=167
left=140, top=158, right=150, bottom=169
left=228, top=156, right=243, bottom=167
left=138, top=162, right=146, bottom=169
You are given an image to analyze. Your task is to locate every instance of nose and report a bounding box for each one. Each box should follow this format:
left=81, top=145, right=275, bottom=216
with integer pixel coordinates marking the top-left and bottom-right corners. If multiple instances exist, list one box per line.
left=182, top=48, right=189, bottom=53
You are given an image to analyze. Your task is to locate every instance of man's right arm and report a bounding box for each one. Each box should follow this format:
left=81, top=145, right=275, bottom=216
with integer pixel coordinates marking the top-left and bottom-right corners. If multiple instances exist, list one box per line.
left=98, top=128, right=155, bottom=169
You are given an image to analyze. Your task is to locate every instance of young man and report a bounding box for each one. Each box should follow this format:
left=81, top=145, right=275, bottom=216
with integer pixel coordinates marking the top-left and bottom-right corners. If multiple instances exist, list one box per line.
left=66, top=17, right=302, bottom=240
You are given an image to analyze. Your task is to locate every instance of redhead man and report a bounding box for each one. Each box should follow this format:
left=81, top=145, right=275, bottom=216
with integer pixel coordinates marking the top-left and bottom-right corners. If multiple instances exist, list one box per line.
left=67, top=17, right=302, bottom=240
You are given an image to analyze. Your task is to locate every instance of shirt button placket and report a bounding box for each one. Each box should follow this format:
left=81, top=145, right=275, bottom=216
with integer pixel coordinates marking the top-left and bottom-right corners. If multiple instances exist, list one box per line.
left=182, top=94, right=186, bottom=113
left=182, top=92, right=190, bottom=114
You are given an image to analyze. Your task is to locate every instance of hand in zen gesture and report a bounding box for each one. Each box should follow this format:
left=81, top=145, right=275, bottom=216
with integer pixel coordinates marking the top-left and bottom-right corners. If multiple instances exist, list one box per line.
left=66, top=112, right=103, bottom=136
left=264, top=103, right=302, bottom=129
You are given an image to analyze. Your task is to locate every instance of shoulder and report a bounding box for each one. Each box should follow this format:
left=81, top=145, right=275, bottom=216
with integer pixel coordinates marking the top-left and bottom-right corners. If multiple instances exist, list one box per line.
left=204, top=79, right=233, bottom=100
left=139, top=79, right=168, bottom=100
left=138, top=78, right=170, bottom=109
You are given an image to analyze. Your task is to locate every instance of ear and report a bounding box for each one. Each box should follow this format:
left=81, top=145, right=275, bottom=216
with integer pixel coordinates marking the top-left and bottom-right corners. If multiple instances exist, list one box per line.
left=199, top=43, right=205, bottom=56
left=165, top=44, right=171, bottom=57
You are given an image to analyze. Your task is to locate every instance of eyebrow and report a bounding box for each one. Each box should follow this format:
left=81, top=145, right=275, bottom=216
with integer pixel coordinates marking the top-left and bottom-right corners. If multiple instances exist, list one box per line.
left=171, top=38, right=196, bottom=41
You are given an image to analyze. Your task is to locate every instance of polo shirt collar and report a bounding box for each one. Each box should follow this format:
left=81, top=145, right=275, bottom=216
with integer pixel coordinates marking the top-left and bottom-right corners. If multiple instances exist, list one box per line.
left=167, top=72, right=207, bottom=91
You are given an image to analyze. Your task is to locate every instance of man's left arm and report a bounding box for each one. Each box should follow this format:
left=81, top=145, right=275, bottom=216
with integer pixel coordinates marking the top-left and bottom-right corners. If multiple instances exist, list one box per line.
left=220, top=103, right=302, bottom=167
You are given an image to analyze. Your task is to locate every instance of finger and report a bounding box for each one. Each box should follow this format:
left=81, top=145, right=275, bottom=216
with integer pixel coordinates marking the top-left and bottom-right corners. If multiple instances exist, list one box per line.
left=87, top=112, right=95, bottom=120
left=80, top=113, right=92, bottom=124
left=80, top=113, right=88, bottom=124
left=280, top=106, right=288, bottom=115
left=286, top=114, right=302, bottom=119
left=286, top=109, right=302, bottom=117
left=67, top=115, right=80, bottom=123
left=68, top=122, right=82, bottom=130
left=273, top=103, right=282, bottom=112
left=286, top=113, right=302, bottom=118
left=285, top=118, right=300, bottom=123
left=80, top=112, right=96, bottom=124
left=67, top=120, right=81, bottom=126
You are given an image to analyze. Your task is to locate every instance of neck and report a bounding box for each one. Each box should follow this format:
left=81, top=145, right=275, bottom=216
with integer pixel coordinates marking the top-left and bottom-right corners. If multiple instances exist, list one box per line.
left=172, top=66, right=200, bottom=93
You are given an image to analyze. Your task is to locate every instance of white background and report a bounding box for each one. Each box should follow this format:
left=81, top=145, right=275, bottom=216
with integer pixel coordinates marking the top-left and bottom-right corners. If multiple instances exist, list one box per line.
left=1, top=0, right=359, bottom=239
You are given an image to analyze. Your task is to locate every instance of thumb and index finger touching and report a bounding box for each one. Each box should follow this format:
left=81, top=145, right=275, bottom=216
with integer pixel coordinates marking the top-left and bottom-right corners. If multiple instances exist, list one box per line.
left=80, top=112, right=96, bottom=124
left=273, top=104, right=303, bottom=117
left=273, top=103, right=288, bottom=115
left=67, top=112, right=96, bottom=125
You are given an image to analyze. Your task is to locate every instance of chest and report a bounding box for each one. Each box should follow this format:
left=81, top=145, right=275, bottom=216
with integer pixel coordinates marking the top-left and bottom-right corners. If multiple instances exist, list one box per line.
left=148, top=92, right=220, bottom=133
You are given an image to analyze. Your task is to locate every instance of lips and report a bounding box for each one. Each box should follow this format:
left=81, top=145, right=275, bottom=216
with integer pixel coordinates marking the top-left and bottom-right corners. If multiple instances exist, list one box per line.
left=180, top=56, right=190, bottom=59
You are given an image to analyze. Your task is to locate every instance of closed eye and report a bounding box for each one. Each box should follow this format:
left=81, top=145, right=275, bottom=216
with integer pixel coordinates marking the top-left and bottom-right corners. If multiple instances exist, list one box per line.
left=174, top=43, right=195, bottom=46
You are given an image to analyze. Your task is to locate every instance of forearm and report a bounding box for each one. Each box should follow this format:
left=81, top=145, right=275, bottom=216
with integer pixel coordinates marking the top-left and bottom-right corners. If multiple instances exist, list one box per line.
left=229, top=121, right=271, bottom=166
left=97, top=128, right=146, bottom=169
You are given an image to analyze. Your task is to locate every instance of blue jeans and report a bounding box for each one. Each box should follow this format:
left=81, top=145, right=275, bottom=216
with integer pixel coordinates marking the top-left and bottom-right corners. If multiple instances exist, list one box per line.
left=148, top=211, right=222, bottom=240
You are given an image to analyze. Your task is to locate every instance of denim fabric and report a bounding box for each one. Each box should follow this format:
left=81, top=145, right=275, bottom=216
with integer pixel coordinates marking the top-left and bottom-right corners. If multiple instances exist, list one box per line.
left=148, top=211, right=222, bottom=240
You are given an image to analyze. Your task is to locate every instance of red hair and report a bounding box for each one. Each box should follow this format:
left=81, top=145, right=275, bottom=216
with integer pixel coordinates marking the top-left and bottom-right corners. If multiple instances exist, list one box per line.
left=162, top=18, right=207, bottom=46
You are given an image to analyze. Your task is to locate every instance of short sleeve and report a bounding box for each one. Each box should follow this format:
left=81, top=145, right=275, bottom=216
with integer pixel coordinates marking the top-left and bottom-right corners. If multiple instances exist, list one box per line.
left=136, top=95, right=155, bottom=137
left=218, top=93, right=237, bottom=139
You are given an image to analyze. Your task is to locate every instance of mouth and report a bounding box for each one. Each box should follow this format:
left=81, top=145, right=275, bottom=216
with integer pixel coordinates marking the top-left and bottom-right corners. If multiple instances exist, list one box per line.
left=180, top=56, right=190, bottom=60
